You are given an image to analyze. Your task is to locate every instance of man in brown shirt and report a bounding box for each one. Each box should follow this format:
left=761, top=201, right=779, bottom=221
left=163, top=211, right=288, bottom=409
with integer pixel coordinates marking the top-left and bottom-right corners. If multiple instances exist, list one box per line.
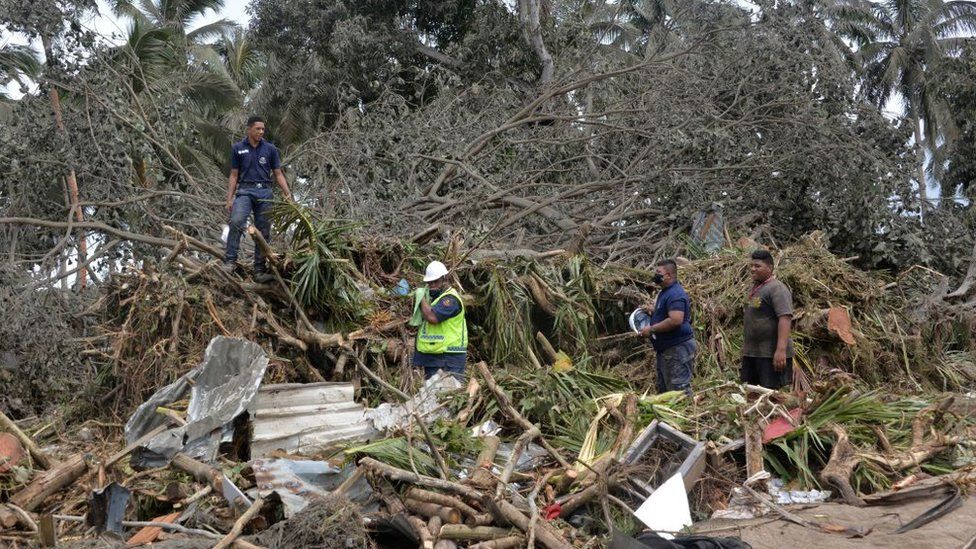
left=742, top=249, right=794, bottom=389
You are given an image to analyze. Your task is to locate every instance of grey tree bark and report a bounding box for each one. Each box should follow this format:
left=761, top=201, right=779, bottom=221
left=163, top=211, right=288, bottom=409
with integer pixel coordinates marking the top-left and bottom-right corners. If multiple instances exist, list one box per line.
left=518, top=0, right=554, bottom=86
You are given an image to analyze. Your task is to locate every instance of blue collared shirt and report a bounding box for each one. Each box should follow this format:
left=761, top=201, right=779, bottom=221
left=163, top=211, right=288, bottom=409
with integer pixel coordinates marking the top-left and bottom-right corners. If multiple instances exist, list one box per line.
left=230, top=138, right=281, bottom=184
left=648, top=282, right=694, bottom=352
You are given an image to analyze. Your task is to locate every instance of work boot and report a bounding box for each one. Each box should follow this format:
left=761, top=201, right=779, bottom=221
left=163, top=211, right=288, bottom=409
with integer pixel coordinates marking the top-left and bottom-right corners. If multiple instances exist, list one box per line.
left=254, top=270, right=274, bottom=284
left=221, top=261, right=238, bottom=275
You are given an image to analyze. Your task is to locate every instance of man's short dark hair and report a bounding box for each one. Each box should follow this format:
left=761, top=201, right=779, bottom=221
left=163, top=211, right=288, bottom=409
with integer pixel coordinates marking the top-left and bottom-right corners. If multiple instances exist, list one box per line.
left=656, top=258, right=678, bottom=278
left=751, top=249, right=774, bottom=267
left=246, top=115, right=265, bottom=128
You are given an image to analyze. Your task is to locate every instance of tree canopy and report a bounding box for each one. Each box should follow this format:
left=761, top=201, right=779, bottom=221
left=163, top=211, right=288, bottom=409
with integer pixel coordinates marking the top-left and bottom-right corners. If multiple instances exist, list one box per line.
left=0, top=0, right=974, bottom=287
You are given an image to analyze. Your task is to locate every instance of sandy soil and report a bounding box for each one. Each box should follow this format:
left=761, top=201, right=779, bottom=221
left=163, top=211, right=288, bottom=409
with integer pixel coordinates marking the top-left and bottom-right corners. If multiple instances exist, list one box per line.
left=692, top=494, right=976, bottom=548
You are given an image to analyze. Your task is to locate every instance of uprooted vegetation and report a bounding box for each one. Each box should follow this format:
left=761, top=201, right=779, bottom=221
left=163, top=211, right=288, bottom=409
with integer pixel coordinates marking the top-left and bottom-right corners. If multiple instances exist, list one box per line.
left=1, top=208, right=975, bottom=546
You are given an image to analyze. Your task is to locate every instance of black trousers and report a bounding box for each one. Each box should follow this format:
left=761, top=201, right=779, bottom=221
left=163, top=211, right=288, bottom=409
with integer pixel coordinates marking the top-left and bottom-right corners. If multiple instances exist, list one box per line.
left=741, top=356, right=793, bottom=389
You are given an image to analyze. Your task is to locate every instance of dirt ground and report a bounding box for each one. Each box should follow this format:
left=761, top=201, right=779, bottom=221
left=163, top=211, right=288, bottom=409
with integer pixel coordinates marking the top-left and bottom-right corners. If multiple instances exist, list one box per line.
left=692, top=494, right=976, bottom=548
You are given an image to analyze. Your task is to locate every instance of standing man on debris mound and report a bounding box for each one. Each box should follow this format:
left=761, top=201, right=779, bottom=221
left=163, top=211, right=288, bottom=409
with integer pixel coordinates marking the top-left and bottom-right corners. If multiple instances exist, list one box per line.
left=742, top=249, right=794, bottom=390
left=640, top=259, right=697, bottom=396
left=412, top=260, right=468, bottom=380
left=222, top=116, right=292, bottom=283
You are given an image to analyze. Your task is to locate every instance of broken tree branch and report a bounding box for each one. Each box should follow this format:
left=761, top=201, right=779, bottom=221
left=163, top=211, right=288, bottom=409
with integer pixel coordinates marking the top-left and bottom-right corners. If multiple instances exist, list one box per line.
left=213, top=496, right=265, bottom=549
left=496, top=427, right=541, bottom=499
left=494, top=499, right=571, bottom=549
left=405, top=498, right=463, bottom=525
left=469, top=536, right=526, bottom=549
left=820, top=425, right=865, bottom=507
left=475, top=362, right=572, bottom=469
left=359, top=457, right=484, bottom=501
left=439, top=525, right=516, bottom=542
left=355, top=355, right=410, bottom=402
left=412, top=412, right=450, bottom=480
left=0, top=217, right=223, bottom=259
left=0, top=410, right=58, bottom=470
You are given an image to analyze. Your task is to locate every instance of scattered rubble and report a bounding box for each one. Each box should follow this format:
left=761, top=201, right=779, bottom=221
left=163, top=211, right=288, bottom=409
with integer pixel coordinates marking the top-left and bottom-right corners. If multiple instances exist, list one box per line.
left=2, top=228, right=976, bottom=547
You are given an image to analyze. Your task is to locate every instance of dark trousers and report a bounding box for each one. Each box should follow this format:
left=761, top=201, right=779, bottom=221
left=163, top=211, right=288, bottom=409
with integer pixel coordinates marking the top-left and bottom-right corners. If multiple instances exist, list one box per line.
left=225, top=185, right=273, bottom=270
left=655, top=339, right=696, bottom=396
left=741, top=356, right=793, bottom=389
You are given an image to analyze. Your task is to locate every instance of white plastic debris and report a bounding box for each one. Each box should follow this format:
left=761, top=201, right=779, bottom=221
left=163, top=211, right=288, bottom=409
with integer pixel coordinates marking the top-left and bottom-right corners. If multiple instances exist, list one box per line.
left=633, top=472, right=693, bottom=539
left=471, top=419, right=502, bottom=437
left=366, top=371, right=462, bottom=432
left=768, top=478, right=831, bottom=505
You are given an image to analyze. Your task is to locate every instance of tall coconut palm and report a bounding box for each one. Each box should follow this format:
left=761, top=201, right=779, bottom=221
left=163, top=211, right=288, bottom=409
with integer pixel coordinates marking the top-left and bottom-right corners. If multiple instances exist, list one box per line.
left=183, top=29, right=267, bottom=171
left=111, top=0, right=237, bottom=43
left=108, top=0, right=246, bottom=181
left=833, top=0, right=976, bottom=209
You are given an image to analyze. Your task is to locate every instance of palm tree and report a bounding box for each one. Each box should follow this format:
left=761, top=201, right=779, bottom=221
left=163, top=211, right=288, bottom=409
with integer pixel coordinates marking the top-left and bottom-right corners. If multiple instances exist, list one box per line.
left=108, top=0, right=247, bottom=181
left=189, top=29, right=266, bottom=165
left=833, top=0, right=976, bottom=209
left=584, top=0, right=677, bottom=56
left=0, top=44, right=40, bottom=119
left=111, top=0, right=238, bottom=43
left=0, top=43, right=39, bottom=88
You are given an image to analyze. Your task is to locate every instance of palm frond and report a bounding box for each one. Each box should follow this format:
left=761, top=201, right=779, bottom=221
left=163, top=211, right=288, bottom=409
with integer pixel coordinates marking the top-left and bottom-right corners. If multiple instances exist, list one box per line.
left=929, top=0, right=976, bottom=36
left=272, top=201, right=368, bottom=323
left=0, top=44, right=41, bottom=83
left=186, top=18, right=239, bottom=43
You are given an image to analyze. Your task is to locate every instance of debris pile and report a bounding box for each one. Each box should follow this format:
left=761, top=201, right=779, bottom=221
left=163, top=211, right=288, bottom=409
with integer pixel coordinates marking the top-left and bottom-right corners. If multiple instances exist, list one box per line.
left=2, top=221, right=976, bottom=547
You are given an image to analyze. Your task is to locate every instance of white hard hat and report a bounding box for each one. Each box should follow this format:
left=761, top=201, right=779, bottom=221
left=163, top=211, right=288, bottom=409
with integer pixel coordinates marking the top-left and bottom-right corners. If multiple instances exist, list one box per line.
left=423, top=260, right=449, bottom=282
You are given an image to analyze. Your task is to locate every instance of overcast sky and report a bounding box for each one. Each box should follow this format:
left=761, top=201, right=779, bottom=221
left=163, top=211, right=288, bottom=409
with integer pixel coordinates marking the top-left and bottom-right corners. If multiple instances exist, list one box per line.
left=88, top=0, right=250, bottom=45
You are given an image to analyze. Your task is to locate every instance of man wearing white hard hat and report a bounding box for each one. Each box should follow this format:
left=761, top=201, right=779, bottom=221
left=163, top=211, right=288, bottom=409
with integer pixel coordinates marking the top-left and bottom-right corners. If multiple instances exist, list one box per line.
left=412, top=260, right=468, bottom=380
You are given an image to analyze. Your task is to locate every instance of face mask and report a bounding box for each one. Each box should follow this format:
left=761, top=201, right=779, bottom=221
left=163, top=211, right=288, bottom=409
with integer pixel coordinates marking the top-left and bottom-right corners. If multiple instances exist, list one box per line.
left=652, top=273, right=664, bottom=285
left=429, top=288, right=444, bottom=299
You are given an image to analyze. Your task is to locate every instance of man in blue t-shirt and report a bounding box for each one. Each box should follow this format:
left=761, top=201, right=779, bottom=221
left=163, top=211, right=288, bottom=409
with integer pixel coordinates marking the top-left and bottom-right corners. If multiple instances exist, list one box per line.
left=638, top=259, right=697, bottom=396
left=222, top=116, right=292, bottom=282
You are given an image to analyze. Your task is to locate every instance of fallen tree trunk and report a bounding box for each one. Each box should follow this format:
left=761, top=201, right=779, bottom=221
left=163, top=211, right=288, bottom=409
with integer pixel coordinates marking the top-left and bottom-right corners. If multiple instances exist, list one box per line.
left=2, top=453, right=88, bottom=525
left=438, top=525, right=515, bottom=542
left=405, top=499, right=462, bottom=525
left=820, top=426, right=865, bottom=507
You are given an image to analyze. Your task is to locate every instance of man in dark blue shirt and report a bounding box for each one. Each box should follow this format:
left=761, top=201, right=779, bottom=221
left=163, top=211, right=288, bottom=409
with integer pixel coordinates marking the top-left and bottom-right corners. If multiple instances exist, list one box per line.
left=639, top=259, right=697, bottom=396
left=223, top=116, right=292, bottom=282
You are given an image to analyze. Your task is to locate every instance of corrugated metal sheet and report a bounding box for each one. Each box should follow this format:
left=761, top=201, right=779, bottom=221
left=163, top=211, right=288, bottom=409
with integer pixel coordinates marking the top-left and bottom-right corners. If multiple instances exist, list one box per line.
left=250, top=382, right=378, bottom=457
left=249, top=458, right=374, bottom=517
